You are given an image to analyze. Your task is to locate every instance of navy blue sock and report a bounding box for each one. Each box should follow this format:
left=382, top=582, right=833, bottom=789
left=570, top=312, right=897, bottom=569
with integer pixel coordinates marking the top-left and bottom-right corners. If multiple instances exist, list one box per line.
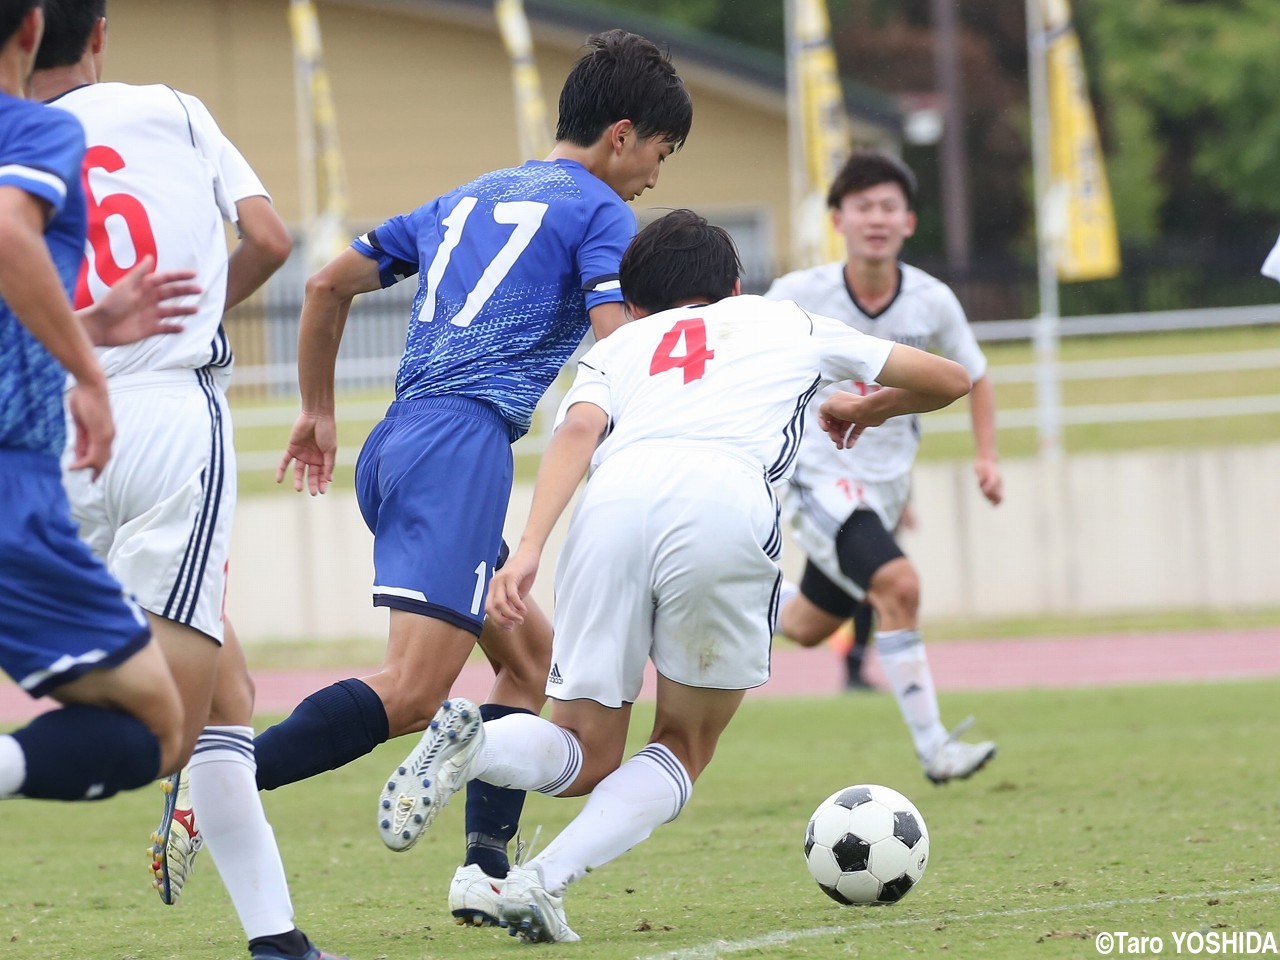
left=254, top=678, right=389, bottom=791
left=12, top=705, right=160, bottom=801
left=463, top=703, right=534, bottom=878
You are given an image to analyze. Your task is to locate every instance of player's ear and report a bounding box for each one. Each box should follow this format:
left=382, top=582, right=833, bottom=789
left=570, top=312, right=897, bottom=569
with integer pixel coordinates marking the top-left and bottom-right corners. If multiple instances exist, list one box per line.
left=903, top=209, right=918, bottom=239
left=91, top=17, right=108, bottom=56
left=609, top=119, right=634, bottom=154
left=730, top=279, right=742, bottom=298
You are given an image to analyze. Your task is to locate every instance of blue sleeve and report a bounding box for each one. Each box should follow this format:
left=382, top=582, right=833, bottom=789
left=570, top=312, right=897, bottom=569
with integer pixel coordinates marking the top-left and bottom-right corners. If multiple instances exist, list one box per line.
left=578, top=196, right=635, bottom=311
left=0, top=104, right=84, bottom=219
left=351, top=205, right=429, bottom=289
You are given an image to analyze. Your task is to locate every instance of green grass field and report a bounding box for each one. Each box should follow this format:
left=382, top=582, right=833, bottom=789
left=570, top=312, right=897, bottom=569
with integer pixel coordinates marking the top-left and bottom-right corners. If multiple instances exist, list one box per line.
left=5, top=680, right=1277, bottom=959
left=231, top=323, right=1280, bottom=495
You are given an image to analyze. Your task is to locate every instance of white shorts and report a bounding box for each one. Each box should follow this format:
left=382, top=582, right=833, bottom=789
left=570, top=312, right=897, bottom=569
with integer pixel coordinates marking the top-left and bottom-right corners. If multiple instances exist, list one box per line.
left=548, top=443, right=782, bottom=708
left=784, top=465, right=912, bottom=602
left=63, top=367, right=236, bottom=644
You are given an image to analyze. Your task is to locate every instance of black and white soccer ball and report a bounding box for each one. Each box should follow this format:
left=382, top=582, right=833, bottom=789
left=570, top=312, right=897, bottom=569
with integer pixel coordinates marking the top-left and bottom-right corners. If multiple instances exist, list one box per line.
left=803, top=783, right=929, bottom=905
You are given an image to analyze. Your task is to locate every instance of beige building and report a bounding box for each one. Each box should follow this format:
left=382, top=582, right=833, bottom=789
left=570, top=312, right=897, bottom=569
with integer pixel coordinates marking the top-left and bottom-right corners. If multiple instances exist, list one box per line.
left=98, top=0, right=899, bottom=286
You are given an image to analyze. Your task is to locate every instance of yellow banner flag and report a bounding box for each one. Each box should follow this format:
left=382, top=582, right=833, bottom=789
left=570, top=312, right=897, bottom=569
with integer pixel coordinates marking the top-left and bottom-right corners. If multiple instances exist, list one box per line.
left=790, top=0, right=851, bottom=267
left=1042, top=0, right=1120, bottom=281
left=495, top=0, right=553, bottom=161
left=288, top=0, right=348, bottom=270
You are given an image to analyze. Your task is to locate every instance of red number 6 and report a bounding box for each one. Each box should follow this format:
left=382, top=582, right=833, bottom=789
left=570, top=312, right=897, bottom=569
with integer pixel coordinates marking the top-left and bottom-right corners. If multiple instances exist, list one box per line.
left=74, top=145, right=158, bottom=308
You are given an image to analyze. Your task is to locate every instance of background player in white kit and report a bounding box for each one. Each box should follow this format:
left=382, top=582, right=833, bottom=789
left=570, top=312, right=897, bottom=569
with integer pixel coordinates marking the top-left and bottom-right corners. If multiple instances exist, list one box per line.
left=392, top=209, right=971, bottom=943
left=766, top=150, right=1003, bottom=784
left=32, top=5, right=344, bottom=959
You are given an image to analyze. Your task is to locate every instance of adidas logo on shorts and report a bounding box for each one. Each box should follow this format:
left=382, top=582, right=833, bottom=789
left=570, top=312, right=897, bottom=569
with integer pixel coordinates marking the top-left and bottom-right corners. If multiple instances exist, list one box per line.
left=548, top=663, right=564, bottom=685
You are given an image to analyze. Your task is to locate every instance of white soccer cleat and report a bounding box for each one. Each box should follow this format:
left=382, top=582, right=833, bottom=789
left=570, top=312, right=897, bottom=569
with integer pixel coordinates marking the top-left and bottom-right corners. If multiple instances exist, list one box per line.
left=449, top=863, right=506, bottom=927
left=922, top=717, right=996, bottom=784
left=150, top=769, right=203, bottom=904
left=499, top=864, right=580, bottom=944
left=378, top=698, right=484, bottom=852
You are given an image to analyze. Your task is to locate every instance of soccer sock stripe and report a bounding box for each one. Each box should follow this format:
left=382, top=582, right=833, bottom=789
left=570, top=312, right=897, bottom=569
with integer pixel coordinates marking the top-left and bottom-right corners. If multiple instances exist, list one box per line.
left=533, top=746, right=695, bottom=896
left=537, top=727, right=584, bottom=796
left=634, top=743, right=692, bottom=815
left=187, top=728, right=297, bottom=941
left=875, top=628, right=947, bottom=758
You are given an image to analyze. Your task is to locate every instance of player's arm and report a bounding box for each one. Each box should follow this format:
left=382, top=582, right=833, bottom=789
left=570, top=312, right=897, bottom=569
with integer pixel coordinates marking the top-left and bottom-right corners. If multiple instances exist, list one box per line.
left=225, top=196, right=292, bottom=311
left=0, top=186, right=113, bottom=476
left=818, top=344, right=970, bottom=449
left=588, top=300, right=628, bottom=340
left=968, top=373, right=1003, bottom=505
left=277, top=248, right=381, bottom=495
left=487, top=400, right=609, bottom=629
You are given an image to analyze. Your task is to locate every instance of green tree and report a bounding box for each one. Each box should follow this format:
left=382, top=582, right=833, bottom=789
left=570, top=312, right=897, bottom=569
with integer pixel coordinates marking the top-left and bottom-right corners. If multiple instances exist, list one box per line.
left=1088, top=0, right=1280, bottom=240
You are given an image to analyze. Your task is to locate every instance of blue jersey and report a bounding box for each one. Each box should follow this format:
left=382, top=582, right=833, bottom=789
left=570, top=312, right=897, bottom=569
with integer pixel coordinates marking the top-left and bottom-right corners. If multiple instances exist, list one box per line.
left=353, top=159, right=633, bottom=440
left=0, top=93, right=86, bottom=458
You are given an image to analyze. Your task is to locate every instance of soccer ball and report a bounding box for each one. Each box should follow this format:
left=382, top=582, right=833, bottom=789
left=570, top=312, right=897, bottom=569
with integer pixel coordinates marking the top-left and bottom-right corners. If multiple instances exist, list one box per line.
left=803, top=783, right=929, bottom=905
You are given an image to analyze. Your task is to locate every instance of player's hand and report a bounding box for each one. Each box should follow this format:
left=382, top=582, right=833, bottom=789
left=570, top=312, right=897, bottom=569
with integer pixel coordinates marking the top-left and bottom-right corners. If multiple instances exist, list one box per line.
left=486, top=548, right=540, bottom=629
left=83, top=255, right=200, bottom=346
left=818, top=392, right=885, bottom=450
left=276, top=412, right=337, bottom=495
left=974, top=456, right=1003, bottom=506
left=66, top=378, right=115, bottom=480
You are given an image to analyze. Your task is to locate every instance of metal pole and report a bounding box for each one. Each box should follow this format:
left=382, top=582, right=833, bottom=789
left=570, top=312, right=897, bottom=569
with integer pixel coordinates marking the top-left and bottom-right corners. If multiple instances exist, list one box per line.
left=290, top=0, right=317, bottom=264
left=784, top=0, right=807, bottom=272
left=1026, top=0, right=1063, bottom=461
left=932, top=0, right=971, bottom=270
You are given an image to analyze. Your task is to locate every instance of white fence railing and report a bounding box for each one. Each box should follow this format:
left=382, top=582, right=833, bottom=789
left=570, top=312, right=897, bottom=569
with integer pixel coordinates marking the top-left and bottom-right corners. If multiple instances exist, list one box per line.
left=231, top=303, right=1280, bottom=471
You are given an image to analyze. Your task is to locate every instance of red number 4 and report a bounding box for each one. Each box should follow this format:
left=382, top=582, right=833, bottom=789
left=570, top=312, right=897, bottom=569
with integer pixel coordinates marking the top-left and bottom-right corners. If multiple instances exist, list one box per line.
left=649, top=317, right=716, bottom=383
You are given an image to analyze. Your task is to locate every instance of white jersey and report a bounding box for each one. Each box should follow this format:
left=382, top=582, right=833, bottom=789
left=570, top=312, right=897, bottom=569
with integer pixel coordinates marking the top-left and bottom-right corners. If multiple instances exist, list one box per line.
left=765, top=261, right=987, bottom=482
left=53, top=82, right=269, bottom=377
left=556, top=294, right=895, bottom=485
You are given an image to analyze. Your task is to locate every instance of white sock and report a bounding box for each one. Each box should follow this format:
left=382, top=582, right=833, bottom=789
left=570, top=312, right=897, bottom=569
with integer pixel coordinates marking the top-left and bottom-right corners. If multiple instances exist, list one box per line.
left=475, top=713, right=583, bottom=796
left=0, top=734, right=25, bottom=797
left=875, top=628, right=948, bottom=759
left=533, top=743, right=692, bottom=896
left=187, top=725, right=295, bottom=941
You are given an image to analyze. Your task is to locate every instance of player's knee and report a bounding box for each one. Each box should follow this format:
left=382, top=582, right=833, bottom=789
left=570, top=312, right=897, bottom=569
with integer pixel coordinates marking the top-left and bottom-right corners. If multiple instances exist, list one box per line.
left=381, top=677, right=453, bottom=734
left=870, top=563, right=920, bottom=618
left=209, top=668, right=255, bottom=725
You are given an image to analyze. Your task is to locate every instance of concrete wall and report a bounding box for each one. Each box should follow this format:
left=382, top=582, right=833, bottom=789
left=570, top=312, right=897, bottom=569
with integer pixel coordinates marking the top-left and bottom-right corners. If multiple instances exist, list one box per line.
left=227, top=444, right=1280, bottom=642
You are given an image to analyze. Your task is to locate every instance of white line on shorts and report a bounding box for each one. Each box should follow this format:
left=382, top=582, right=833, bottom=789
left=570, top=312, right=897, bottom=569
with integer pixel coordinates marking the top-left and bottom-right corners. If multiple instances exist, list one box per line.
left=637, top=883, right=1280, bottom=960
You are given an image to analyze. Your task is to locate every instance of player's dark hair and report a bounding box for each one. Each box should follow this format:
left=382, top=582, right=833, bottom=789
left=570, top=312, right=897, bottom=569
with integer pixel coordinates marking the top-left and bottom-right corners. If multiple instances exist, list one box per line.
left=557, top=29, right=692, bottom=150
left=620, top=209, right=740, bottom=314
left=826, top=150, right=918, bottom=210
left=32, top=0, right=103, bottom=70
left=0, top=0, right=43, bottom=49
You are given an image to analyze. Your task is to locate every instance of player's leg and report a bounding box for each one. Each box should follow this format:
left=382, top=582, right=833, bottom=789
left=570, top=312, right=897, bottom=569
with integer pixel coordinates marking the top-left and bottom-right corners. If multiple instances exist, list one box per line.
left=844, top=600, right=876, bottom=690
left=0, top=453, right=183, bottom=800
left=459, top=595, right=552, bottom=886
left=177, top=619, right=340, bottom=960
left=837, top=510, right=995, bottom=782
left=496, top=453, right=772, bottom=941
left=498, top=681, right=733, bottom=944
left=256, top=402, right=512, bottom=792
left=777, top=560, right=860, bottom=646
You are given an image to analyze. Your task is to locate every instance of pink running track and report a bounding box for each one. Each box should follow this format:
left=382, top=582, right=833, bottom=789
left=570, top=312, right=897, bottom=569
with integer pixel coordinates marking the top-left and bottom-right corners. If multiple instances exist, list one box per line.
left=2, top=629, right=1277, bottom=723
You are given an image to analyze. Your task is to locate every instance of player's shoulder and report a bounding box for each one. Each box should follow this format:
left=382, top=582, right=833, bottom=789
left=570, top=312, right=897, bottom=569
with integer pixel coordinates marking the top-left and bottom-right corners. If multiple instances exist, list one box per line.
left=765, top=261, right=845, bottom=301
left=1, top=92, right=83, bottom=149
left=899, top=262, right=959, bottom=301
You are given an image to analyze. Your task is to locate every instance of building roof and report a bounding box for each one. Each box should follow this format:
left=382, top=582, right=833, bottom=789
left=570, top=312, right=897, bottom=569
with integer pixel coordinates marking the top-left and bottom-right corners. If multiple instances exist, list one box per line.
left=335, top=0, right=902, bottom=135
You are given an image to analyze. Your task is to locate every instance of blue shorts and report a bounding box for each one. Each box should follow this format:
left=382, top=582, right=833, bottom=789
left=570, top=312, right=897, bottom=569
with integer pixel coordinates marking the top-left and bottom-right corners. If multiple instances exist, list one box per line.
left=355, top=396, right=514, bottom=636
left=0, top=448, right=152, bottom=699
